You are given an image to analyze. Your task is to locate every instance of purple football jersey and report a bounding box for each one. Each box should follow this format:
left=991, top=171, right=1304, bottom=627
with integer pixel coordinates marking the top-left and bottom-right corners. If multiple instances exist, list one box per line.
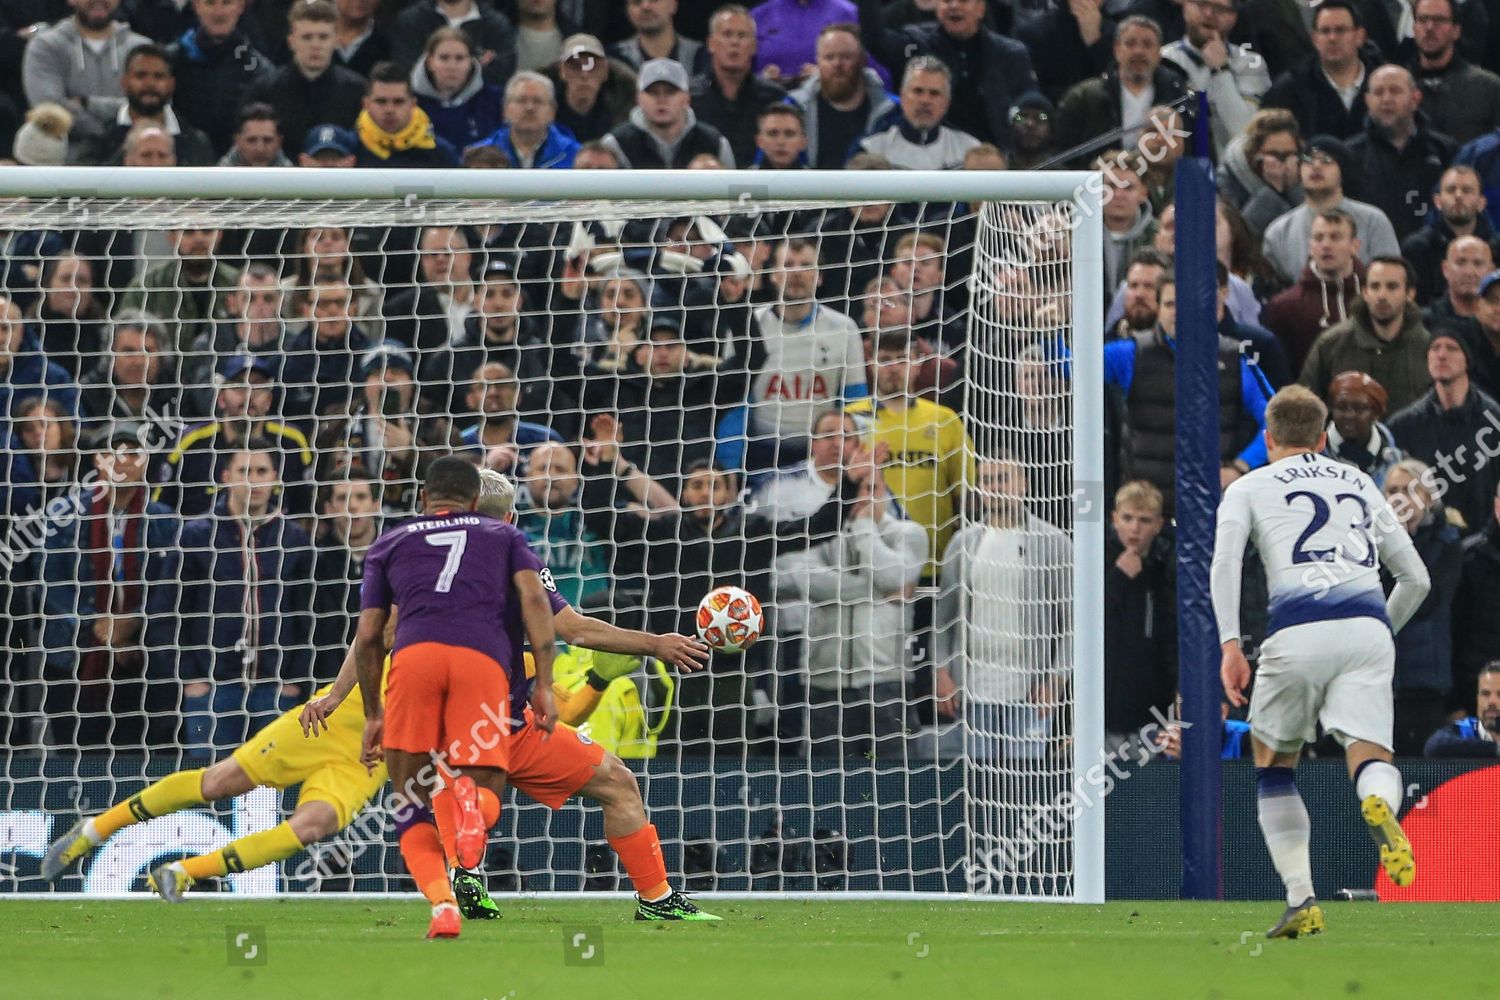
left=504, top=566, right=570, bottom=723
left=361, top=514, right=544, bottom=671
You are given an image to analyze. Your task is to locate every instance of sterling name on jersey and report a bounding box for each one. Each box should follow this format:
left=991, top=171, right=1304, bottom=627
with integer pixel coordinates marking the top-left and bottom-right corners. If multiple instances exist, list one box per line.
left=1211, top=452, right=1421, bottom=643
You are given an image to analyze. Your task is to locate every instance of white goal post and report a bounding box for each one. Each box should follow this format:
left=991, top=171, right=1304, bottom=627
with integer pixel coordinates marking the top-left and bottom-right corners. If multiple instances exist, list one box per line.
left=0, top=166, right=1103, bottom=903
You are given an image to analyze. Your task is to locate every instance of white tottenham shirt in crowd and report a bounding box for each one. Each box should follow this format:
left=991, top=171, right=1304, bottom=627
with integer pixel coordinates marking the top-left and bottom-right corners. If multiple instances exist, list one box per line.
left=746, top=302, right=867, bottom=442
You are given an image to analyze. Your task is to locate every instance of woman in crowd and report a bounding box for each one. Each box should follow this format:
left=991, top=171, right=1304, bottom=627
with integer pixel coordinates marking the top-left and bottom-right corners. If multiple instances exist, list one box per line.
left=410, top=27, right=505, bottom=153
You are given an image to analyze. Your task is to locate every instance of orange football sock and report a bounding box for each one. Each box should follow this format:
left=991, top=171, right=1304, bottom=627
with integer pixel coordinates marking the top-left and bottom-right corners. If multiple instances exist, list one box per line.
left=609, top=822, right=670, bottom=901
left=478, top=787, right=501, bottom=828
left=431, top=787, right=460, bottom=869
left=399, top=823, right=456, bottom=907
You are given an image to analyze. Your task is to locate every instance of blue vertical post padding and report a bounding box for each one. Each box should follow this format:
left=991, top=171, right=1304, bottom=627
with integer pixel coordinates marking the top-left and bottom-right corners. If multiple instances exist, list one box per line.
left=1176, top=93, right=1225, bottom=900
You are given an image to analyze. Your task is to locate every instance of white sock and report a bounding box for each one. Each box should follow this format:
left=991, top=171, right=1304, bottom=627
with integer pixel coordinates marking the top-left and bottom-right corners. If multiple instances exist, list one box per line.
left=1257, top=768, right=1315, bottom=906
left=1354, top=760, right=1403, bottom=816
left=82, top=818, right=103, bottom=846
left=643, top=888, right=672, bottom=903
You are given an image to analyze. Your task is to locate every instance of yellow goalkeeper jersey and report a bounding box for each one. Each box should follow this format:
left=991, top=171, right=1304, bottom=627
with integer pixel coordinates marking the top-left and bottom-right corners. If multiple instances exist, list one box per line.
left=846, top=396, right=975, bottom=579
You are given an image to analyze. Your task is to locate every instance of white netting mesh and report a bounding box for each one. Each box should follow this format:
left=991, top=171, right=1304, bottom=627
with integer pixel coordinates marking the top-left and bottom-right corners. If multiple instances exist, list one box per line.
left=0, top=183, right=1096, bottom=898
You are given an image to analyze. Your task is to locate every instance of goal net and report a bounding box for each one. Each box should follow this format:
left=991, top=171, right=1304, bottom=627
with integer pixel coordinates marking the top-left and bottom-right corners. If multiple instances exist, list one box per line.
left=0, top=168, right=1102, bottom=901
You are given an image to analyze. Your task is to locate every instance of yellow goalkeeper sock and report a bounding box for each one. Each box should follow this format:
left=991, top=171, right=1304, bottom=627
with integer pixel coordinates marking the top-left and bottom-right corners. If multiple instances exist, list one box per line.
left=93, top=768, right=206, bottom=840
left=180, top=821, right=304, bottom=881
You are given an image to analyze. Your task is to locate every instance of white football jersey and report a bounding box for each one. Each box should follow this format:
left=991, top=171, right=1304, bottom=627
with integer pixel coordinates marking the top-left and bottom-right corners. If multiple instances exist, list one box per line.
left=1211, top=451, right=1422, bottom=644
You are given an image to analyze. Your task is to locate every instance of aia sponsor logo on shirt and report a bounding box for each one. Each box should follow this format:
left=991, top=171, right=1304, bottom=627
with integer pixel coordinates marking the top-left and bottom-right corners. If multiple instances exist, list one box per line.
left=765, top=372, right=830, bottom=400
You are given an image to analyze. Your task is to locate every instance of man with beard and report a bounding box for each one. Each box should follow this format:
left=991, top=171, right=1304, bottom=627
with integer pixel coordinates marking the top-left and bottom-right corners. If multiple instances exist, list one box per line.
left=117, top=227, right=239, bottom=355
left=1160, top=0, right=1271, bottom=151
left=788, top=23, right=899, bottom=170
left=1424, top=664, right=1500, bottom=757
left=23, top=0, right=149, bottom=144
left=1111, top=249, right=1171, bottom=339
left=1403, top=167, right=1500, bottom=304
left=75, top=42, right=214, bottom=164
left=1405, top=0, right=1500, bottom=146
left=1346, top=65, right=1457, bottom=242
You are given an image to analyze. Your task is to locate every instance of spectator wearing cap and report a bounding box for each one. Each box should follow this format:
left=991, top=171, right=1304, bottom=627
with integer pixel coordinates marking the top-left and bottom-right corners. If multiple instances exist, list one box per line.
left=391, top=0, right=517, bottom=87
left=1006, top=92, right=1060, bottom=170
left=460, top=359, right=563, bottom=476
left=601, top=58, right=736, bottom=168
left=469, top=71, right=579, bottom=168
left=298, top=123, right=358, bottom=167
left=1405, top=0, right=1500, bottom=147
left=1260, top=0, right=1373, bottom=142
left=409, top=26, right=506, bottom=151
left=691, top=6, right=787, bottom=168
left=154, top=353, right=314, bottom=519
left=11, top=103, right=73, bottom=167
left=856, top=0, right=1038, bottom=150
left=1462, top=267, right=1500, bottom=399
left=1319, top=370, right=1404, bottom=485
left=1404, top=166, right=1500, bottom=305
left=1388, top=328, right=1500, bottom=535
left=116, top=227, right=240, bottom=355
left=244, top=0, right=366, bottom=158
left=1346, top=65, right=1458, bottom=243
left=217, top=104, right=291, bottom=167
left=280, top=279, right=375, bottom=432
left=787, top=22, right=900, bottom=170
left=1261, top=134, right=1400, bottom=284
left=1053, top=15, right=1188, bottom=161
left=547, top=33, right=638, bottom=143
left=1262, top=207, right=1366, bottom=376
left=1160, top=0, right=1271, bottom=151
left=164, top=436, right=313, bottom=756
left=353, top=61, right=461, bottom=168
left=40, top=422, right=180, bottom=749
left=1300, top=256, right=1434, bottom=413
left=608, top=0, right=703, bottom=73
left=857, top=56, right=980, bottom=170
left=73, top=43, right=215, bottom=166
left=22, top=0, right=150, bottom=146
left=166, top=0, right=273, bottom=156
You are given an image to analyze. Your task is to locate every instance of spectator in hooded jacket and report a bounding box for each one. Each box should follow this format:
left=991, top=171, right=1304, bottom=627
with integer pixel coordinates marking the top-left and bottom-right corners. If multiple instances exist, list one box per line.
left=243, top=0, right=365, bottom=158
left=410, top=26, right=506, bottom=151
left=167, top=0, right=272, bottom=155
left=22, top=0, right=150, bottom=146
left=1263, top=208, right=1366, bottom=376
left=1319, top=370, right=1405, bottom=486
left=787, top=22, right=900, bottom=170
left=601, top=58, right=735, bottom=168
left=1387, top=329, right=1500, bottom=535
left=1381, top=458, right=1464, bottom=755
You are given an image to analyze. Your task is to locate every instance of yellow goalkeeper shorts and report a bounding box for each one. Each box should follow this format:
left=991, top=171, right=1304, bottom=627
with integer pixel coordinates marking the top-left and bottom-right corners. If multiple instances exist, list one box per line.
left=232, top=683, right=388, bottom=829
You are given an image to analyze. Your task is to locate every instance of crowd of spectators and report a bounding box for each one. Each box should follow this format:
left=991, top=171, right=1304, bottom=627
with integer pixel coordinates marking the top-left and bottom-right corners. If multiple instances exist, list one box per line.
left=0, top=0, right=1498, bottom=764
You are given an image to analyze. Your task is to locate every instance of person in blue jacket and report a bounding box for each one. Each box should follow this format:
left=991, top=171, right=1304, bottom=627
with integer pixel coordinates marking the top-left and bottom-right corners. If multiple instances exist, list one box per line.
left=469, top=71, right=580, bottom=169
left=409, top=27, right=506, bottom=152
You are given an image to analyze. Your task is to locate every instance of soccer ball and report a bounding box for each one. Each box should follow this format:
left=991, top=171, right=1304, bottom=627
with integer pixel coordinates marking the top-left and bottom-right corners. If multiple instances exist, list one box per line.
left=695, top=585, right=763, bottom=653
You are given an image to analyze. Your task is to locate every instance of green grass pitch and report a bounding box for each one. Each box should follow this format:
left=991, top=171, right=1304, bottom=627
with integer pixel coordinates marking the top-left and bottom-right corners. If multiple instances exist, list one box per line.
left=1, top=899, right=1496, bottom=1000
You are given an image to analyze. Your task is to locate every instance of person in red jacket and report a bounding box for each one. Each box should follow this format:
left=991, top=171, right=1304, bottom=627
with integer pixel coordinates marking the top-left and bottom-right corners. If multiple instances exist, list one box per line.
left=1263, top=207, right=1365, bottom=376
